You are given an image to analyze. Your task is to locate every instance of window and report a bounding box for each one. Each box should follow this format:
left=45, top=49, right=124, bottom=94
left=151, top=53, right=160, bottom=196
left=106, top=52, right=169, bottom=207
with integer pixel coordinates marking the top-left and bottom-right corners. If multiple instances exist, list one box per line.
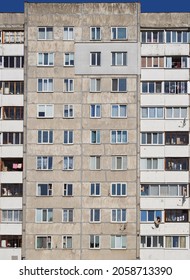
left=90, top=104, right=101, bottom=118
left=38, top=53, right=54, bottom=66
left=63, top=209, right=73, bottom=222
left=90, top=209, right=100, bottom=222
left=36, top=156, right=53, bottom=170
left=36, top=236, right=51, bottom=249
left=3, top=132, right=23, bottom=145
left=64, top=130, right=73, bottom=144
left=3, top=106, right=23, bottom=120
left=165, top=132, right=189, bottom=145
left=111, top=235, right=126, bottom=249
left=38, top=27, right=53, bottom=40
left=141, top=184, right=188, bottom=197
left=141, top=210, right=162, bottom=222
left=140, top=158, right=164, bottom=170
left=165, top=210, right=188, bottom=223
left=112, top=52, right=127, bottom=66
left=141, top=236, right=164, bottom=248
left=91, top=27, right=101, bottom=40
left=90, top=78, right=101, bottom=92
left=37, top=183, right=52, bottom=196
left=38, top=79, right=53, bottom=92
left=111, top=209, right=126, bottom=222
left=166, top=31, right=189, bottom=43
left=164, top=81, right=187, bottom=94
left=90, top=183, right=101, bottom=196
left=64, top=79, right=74, bottom=92
left=1, top=56, right=24, bottom=68
left=0, top=31, right=1, bottom=43
left=63, top=236, right=72, bottom=249
left=63, top=104, right=74, bottom=118
left=111, top=104, right=127, bottom=118
left=3, top=30, right=24, bottom=44
left=112, top=78, right=127, bottom=92
left=63, top=184, right=73, bottom=196
left=90, top=235, right=100, bottom=249
left=165, top=158, right=189, bottom=171
left=2, top=210, right=22, bottom=222
left=142, top=82, right=162, bottom=94
left=111, top=27, right=127, bottom=40
left=165, top=56, right=188, bottom=68
left=0, top=235, right=22, bottom=248
left=0, top=158, right=23, bottom=172
left=111, top=130, right=128, bottom=144
left=90, top=156, right=101, bottom=170
left=141, top=132, right=163, bottom=145
left=2, top=81, right=24, bottom=95
left=111, top=183, right=127, bottom=196
left=90, top=52, right=101, bottom=66
left=141, top=56, right=164, bottom=68
left=64, top=53, right=74, bottom=66
left=1, top=184, right=23, bottom=197
left=36, top=209, right=53, bottom=222
left=64, top=27, right=74, bottom=40
left=141, top=107, right=164, bottom=119
left=38, top=130, right=53, bottom=144
left=91, top=130, right=100, bottom=144
left=112, top=156, right=127, bottom=170
left=63, top=156, right=74, bottom=170
left=141, top=30, right=164, bottom=43
left=37, top=104, right=54, bottom=118
left=165, top=236, right=186, bottom=248
left=166, top=107, right=187, bottom=119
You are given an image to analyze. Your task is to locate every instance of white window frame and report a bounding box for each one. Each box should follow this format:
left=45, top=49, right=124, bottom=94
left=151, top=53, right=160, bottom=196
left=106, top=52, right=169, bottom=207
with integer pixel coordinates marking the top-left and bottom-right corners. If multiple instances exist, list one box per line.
left=112, top=52, right=127, bottom=66
left=37, top=104, right=54, bottom=118
left=38, top=53, right=54, bottom=66
left=90, top=130, right=101, bottom=144
left=141, top=107, right=164, bottom=119
left=90, top=209, right=101, bottom=223
left=90, top=27, right=101, bottom=40
left=64, top=52, right=74, bottom=66
left=89, top=235, right=100, bottom=249
left=36, top=208, right=53, bottom=223
left=36, top=183, right=53, bottom=196
left=112, top=78, right=127, bottom=92
left=36, top=236, right=52, bottom=249
left=141, top=184, right=188, bottom=197
left=141, top=132, right=163, bottom=145
left=63, top=130, right=73, bottom=144
left=111, top=104, right=127, bottom=118
left=36, top=156, right=53, bottom=170
left=140, top=158, right=164, bottom=170
left=63, top=183, right=73, bottom=196
left=90, top=52, right=101, bottom=66
left=63, top=104, right=74, bottom=118
left=90, top=104, right=101, bottom=118
left=90, top=156, right=101, bottom=170
left=1, top=210, right=22, bottom=223
left=112, top=156, right=127, bottom=170
left=111, top=235, right=126, bottom=249
left=141, top=236, right=164, bottom=248
left=90, top=183, right=101, bottom=196
left=63, top=236, right=72, bottom=249
left=111, top=183, right=127, bottom=196
left=111, top=27, right=127, bottom=40
left=165, top=236, right=187, bottom=249
left=111, top=209, right=127, bottom=223
left=38, top=27, right=53, bottom=40
left=38, top=78, right=53, bottom=92
left=62, top=209, right=73, bottom=222
left=90, top=78, right=101, bottom=92
left=64, top=79, right=74, bottom=92
left=63, top=156, right=74, bottom=170
left=64, top=27, right=74, bottom=40
left=38, top=130, right=53, bottom=144
left=165, top=107, right=187, bottom=119
left=0, top=31, right=2, bottom=43
left=111, top=130, right=128, bottom=144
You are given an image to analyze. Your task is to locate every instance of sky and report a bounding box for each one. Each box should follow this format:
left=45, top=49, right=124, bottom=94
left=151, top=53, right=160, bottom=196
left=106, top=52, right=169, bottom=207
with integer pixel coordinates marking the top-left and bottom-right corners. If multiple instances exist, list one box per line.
left=0, top=0, right=190, bottom=13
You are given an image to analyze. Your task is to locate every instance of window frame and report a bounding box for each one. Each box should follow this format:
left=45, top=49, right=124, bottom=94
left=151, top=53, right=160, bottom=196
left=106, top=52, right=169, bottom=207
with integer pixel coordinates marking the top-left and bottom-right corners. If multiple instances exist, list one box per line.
left=112, top=156, right=127, bottom=170
left=36, top=183, right=53, bottom=196
left=90, top=156, right=101, bottom=170
left=38, top=27, right=53, bottom=40
left=112, top=52, right=127, bottom=66
left=63, top=183, right=73, bottom=196
left=36, top=156, right=53, bottom=170
left=111, top=209, right=127, bottom=223
left=62, top=209, right=74, bottom=223
left=90, top=104, right=101, bottom=118
left=37, top=53, right=54, bottom=66
left=111, top=104, right=127, bottom=118
left=90, top=130, right=101, bottom=144
left=111, top=130, right=128, bottom=144
left=37, top=78, right=53, bottom=92
left=38, top=130, right=53, bottom=144
left=63, top=156, right=74, bottom=170
left=111, top=235, right=126, bottom=249
left=111, top=27, right=127, bottom=40
left=63, top=235, right=72, bottom=249
left=63, top=130, right=74, bottom=144
left=63, top=27, right=74, bottom=40
left=63, top=104, right=74, bottom=118
left=90, top=183, right=101, bottom=196
left=36, top=208, right=53, bottom=223
left=90, top=52, right=101, bottom=66
left=64, top=79, right=74, bottom=92
left=37, top=104, right=54, bottom=118
left=90, top=209, right=101, bottom=223
left=36, top=236, right=52, bottom=249
left=64, top=52, right=74, bottom=66
left=90, top=78, right=101, bottom=92
left=112, top=78, right=127, bottom=92
left=111, top=183, right=127, bottom=196
left=89, top=235, right=100, bottom=249
left=90, top=27, right=101, bottom=41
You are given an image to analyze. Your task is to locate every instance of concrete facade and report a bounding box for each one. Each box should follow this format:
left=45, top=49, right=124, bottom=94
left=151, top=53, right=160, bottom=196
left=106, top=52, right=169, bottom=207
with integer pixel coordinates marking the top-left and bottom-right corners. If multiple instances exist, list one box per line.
left=23, top=3, right=140, bottom=260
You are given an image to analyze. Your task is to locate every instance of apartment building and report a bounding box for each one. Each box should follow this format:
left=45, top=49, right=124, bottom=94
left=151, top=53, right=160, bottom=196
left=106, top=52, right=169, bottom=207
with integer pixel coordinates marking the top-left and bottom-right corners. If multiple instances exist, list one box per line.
left=140, top=13, right=190, bottom=259
left=22, top=2, right=140, bottom=260
left=0, top=13, right=24, bottom=259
